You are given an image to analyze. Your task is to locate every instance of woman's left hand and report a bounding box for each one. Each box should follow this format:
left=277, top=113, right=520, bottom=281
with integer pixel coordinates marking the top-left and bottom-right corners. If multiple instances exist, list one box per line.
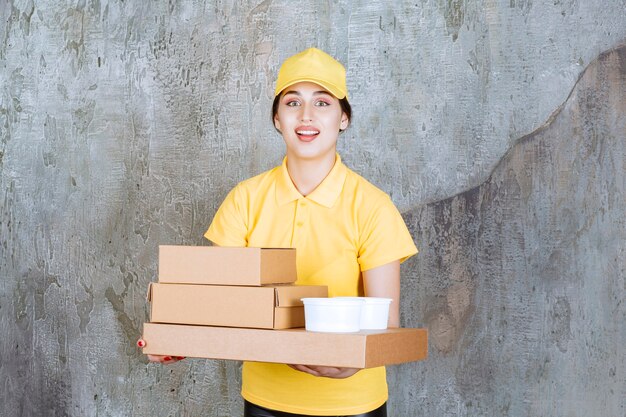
left=287, top=364, right=359, bottom=379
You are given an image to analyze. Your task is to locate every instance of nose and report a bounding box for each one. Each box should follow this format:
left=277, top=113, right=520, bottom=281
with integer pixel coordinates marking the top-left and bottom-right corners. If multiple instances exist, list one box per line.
left=300, top=102, right=313, bottom=122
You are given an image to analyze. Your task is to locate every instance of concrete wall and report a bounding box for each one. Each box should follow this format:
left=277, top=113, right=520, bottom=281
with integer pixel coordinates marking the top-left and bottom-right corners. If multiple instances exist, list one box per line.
left=1, top=1, right=624, bottom=416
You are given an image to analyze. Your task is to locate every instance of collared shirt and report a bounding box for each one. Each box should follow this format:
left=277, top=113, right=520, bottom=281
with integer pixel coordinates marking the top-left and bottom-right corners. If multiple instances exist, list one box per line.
left=205, top=154, right=418, bottom=415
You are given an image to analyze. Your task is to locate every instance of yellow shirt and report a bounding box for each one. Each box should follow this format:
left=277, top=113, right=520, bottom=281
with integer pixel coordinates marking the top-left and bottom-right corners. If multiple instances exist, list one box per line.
left=205, top=154, right=418, bottom=415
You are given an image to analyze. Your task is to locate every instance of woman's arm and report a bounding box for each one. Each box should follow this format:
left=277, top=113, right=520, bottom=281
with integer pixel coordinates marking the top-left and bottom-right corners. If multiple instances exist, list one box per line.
left=288, top=259, right=402, bottom=378
left=363, top=259, right=401, bottom=328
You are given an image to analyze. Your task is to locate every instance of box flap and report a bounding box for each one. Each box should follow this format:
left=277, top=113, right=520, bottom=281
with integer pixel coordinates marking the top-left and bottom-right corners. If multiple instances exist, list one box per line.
left=273, top=285, right=328, bottom=307
left=146, top=282, right=154, bottom=302
left=273, top=306, right=305, bottom=329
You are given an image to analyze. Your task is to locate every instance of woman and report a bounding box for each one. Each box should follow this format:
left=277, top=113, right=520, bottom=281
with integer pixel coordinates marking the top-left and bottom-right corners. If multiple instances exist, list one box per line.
left=148, top=48, right=418, bottom=417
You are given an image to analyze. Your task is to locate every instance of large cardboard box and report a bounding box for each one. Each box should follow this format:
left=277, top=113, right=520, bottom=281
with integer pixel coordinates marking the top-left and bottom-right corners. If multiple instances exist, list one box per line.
left=158, top=246, right=297, bottom=286
left=141, top=323, right=428, bottom=368
left=148, top=283, right=327, bottom=329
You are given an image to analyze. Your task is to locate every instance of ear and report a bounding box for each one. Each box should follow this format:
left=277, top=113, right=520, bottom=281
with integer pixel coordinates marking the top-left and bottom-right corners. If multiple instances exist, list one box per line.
left=340, top=114, right=349, bottom=131
left=274, top=115, right=282, bottom=132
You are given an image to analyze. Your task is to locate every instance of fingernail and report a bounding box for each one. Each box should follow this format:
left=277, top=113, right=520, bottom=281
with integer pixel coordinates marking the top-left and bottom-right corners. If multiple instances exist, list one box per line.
left=163, top=356, right=172, bottom=361
left=137, top=339, right=146, bottom=348
left=176, top=356, right=185, bottom=360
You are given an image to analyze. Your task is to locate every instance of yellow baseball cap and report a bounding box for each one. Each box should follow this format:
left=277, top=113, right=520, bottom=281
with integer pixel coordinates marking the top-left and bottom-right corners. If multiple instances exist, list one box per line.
left=274, top=48, right=348, bottom=99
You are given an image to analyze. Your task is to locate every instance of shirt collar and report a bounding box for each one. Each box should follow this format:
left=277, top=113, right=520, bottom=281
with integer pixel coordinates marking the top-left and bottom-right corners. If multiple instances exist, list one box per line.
left=275, top=154, right=347, bottom=208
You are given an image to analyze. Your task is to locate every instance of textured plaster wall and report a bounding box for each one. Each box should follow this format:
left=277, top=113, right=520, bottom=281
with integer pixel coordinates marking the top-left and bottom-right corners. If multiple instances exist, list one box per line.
left=0, top=1, right=624, bottom=416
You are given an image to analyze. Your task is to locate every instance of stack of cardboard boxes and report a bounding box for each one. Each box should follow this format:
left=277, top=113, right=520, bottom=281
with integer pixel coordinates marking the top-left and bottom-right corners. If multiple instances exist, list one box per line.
left=148, top=246, right=326, bottom=329
left=141, top=246, right=428, bottom=368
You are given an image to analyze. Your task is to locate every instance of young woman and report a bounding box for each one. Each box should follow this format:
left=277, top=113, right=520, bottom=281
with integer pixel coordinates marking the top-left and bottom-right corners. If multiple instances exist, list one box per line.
left=147, top=48, right=418, bottom=417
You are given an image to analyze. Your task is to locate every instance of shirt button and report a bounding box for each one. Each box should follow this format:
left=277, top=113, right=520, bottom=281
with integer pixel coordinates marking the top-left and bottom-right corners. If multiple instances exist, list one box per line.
left=300, top=201, right=307, bottom=206
left=296, top=221, right=304, bottom=227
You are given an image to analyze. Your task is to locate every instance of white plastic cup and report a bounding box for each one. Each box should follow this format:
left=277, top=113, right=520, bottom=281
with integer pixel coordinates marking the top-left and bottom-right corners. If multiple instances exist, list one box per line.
left=301, top=297, right=365, bottom=333
left=359, top=297, right=392, bottom=329
left=334, top=297, right=392, bottom=329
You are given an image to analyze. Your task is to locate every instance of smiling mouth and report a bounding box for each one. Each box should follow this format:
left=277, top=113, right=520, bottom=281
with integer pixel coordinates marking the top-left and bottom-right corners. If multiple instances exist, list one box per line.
left=296, top=128, right=320, bottom=141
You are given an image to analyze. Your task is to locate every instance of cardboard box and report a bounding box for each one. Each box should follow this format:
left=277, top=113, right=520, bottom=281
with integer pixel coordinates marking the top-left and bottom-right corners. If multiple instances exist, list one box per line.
left=141, top=323, right=428, bottom=368
left=158, top=246, right=297, bottom=286
left=148, top=283, right=327, bottom=329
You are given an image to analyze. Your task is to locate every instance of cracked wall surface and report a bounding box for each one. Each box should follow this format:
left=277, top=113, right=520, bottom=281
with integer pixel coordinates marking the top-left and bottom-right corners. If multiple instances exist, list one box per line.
left=394, top=46, right=625, bottom=416
left=1, top=1, right=625, bottom=416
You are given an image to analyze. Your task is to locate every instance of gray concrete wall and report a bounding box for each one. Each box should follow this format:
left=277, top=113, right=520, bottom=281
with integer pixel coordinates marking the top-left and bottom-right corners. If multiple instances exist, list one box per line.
left=0, top=1, right=624, bottom=416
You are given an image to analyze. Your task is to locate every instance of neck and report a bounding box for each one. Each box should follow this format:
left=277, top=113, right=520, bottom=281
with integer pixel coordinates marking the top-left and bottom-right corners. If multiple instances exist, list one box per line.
left=285, top=152, right=337, bottom=196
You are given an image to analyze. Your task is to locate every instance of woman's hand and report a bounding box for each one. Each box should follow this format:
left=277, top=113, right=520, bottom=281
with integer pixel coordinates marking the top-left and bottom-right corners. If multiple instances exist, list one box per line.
left=146, top=354, right=185, bottom=364
left=287, top=364, right=359, bottom=379
left=138, top=339, right=185, bottom=364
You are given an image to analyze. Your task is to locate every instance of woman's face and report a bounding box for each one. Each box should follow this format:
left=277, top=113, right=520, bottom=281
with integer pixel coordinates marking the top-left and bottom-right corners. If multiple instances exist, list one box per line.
left=274, top=82, right=349, bottom=163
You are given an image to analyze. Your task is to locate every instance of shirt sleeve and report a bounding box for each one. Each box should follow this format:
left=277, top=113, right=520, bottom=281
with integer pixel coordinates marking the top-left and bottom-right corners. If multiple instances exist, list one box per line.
left=357, top=195, right=418, bottom=271
left=204, top=185, right=249, bottom=247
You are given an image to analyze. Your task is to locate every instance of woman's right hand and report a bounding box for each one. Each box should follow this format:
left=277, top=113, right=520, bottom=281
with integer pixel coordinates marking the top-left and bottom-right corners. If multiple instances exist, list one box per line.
left=138, top=339, right=185, bottom=364
left=146, top=354, right=185, bottom=364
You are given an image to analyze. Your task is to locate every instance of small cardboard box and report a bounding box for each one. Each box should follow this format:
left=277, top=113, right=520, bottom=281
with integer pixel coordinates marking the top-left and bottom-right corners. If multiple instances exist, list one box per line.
left=141, top=323, right=428, bottom=368
left=158, top=246, right=297, bottom=286
left=148, top=283, right=327, bottom=329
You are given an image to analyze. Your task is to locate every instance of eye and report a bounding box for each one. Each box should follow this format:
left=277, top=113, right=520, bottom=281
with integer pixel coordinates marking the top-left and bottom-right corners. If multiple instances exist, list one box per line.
left=315, top=100, right=331, bottom=107
left=285, top=99, right=301, bottom=107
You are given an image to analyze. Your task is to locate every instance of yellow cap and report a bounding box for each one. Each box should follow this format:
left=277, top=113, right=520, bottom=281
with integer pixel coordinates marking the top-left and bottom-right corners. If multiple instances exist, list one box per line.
left=274, top=48, right=348, bottom=99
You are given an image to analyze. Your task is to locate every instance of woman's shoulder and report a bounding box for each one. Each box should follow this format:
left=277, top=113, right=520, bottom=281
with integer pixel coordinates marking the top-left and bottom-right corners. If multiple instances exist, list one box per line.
left=342, top=164, right=392, bottom=203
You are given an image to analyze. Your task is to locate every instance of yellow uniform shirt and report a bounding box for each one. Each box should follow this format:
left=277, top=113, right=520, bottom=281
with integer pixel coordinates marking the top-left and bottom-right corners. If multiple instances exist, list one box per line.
left=205, top=154, right=418, bottom=416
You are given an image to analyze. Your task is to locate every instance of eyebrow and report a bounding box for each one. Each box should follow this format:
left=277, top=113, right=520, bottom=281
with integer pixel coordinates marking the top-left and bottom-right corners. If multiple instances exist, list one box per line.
left=282, top=90, right=333, bottom=97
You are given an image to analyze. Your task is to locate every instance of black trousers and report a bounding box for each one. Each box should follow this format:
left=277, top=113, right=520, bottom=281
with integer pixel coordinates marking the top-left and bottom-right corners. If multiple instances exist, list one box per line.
left=243, top=400, right=387, bottom=417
